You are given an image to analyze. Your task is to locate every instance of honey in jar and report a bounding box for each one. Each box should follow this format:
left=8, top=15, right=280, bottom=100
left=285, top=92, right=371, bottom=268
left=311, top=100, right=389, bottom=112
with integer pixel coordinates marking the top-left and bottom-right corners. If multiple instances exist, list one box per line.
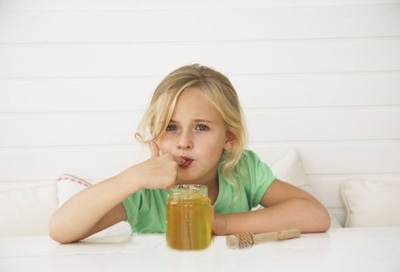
left=166, top=184, right=212, bottom=250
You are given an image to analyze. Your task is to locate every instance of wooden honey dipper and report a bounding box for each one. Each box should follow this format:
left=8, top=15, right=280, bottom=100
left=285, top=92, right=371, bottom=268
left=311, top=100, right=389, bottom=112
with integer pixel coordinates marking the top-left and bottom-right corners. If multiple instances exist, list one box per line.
left=226, top=229, right=301, bottom=249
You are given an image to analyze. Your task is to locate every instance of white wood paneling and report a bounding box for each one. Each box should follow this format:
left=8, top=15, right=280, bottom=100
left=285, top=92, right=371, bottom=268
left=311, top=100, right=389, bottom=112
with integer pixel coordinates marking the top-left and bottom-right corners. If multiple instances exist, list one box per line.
left=1, top=0, right=400, bottom=227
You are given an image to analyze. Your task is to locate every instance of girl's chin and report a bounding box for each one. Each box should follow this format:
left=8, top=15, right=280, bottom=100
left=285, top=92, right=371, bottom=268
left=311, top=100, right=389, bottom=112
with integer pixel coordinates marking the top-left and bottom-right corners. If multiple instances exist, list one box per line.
left=176, top=177, right=201, bottom=185
left=176, top=179, right=194, bottom=185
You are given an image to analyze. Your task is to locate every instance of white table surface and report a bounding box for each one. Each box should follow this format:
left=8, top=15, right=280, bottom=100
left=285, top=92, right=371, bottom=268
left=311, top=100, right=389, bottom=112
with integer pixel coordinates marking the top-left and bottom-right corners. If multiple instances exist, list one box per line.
left=1, top=227, right=399, bottom=272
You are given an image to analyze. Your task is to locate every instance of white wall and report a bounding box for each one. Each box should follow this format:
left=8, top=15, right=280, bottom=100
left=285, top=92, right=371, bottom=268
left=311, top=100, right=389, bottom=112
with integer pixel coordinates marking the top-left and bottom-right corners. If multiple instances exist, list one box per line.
left=1, top=0, right=400, bottom=226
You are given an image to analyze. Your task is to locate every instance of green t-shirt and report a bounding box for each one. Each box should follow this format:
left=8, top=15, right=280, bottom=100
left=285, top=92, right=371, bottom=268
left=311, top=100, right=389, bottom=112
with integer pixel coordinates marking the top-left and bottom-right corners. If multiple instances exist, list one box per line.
left=122, top=150, right=275, bottom=233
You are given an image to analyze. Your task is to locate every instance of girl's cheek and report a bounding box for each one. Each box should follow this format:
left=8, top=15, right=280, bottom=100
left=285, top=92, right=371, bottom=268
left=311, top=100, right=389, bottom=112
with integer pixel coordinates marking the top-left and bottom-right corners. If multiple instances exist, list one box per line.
left=158, top=139, right=170, bottom=154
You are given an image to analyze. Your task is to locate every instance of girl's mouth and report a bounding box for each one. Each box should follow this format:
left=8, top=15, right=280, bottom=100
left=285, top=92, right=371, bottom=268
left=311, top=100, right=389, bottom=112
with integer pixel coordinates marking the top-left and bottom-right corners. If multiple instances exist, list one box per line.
left=178, top=157, right=193, bottom=168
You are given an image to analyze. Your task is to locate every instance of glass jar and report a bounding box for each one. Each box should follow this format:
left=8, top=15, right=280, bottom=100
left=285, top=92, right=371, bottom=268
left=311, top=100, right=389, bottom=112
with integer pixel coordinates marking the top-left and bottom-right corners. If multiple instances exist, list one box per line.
left=166, top=184, right=212, bottom=250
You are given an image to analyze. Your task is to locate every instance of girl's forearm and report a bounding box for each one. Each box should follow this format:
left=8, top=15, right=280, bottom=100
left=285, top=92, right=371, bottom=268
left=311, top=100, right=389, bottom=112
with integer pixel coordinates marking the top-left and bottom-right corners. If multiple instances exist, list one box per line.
left=49, top=151, right=178, bottom=243
left=48, top=167, right=138, bottom=243
left=215, top=198, right=330, bottom=235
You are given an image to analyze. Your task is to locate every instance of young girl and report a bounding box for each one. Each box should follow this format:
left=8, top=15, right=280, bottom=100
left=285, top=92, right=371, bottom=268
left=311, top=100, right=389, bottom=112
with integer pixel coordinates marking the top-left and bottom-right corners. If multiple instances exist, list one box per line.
left=49, top=64, right=330, bottom=244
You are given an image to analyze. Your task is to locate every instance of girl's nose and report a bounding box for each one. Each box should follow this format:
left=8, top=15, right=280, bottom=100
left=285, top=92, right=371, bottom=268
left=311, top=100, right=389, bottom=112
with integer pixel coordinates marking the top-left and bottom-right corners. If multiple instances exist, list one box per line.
left=177, top=131, right=193, bottom=149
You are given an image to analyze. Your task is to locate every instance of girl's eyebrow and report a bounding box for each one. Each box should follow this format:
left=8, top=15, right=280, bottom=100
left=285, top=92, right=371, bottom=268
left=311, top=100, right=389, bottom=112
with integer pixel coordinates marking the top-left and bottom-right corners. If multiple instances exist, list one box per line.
left=169, top=119, right=214, bottom=124
left=194, top=119, right=214, bottom=124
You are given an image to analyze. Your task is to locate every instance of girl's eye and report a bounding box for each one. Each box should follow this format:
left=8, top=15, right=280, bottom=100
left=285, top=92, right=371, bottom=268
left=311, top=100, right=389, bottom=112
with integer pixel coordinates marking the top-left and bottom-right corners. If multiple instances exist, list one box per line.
left=166, top=125, right=177, bottom=131
left=196, top=124, right=209, bottom=131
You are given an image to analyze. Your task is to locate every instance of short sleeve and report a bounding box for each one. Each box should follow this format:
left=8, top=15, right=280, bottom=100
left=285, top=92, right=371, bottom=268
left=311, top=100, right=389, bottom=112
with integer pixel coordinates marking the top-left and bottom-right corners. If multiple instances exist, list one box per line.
left=122, top=191, right=143, bottom=230
left=122, top=189, right=168, bottom=233
left=242, top=150, right=276, bottom=207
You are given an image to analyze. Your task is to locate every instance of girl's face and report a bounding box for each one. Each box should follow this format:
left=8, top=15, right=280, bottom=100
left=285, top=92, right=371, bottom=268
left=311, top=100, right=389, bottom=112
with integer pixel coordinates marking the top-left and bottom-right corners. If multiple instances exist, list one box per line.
left=159, top=87, right=233, bottom=186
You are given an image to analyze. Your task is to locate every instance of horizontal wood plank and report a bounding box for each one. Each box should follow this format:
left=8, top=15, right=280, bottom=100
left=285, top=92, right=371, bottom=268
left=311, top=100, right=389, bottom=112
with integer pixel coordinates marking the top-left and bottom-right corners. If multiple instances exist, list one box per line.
left=251, top=143, right=400, bottom=175
left=1, top=109, right=399, bottom=146
left=0, top=146, right=145, bottom=182
left=1, top=143, right=399, bottom=182
left=1, top=39, right=400, bottom=78
left=247, top=108, right=400, bottom=142
left=1, top=73, right=400, bottom=113
left=2, top=0, right=398, bottom=11
left=329, top=208, right=346, bottom=226
left=310, top=175, right=400, bottom=207
left=1, top=5, right=399, bottom=43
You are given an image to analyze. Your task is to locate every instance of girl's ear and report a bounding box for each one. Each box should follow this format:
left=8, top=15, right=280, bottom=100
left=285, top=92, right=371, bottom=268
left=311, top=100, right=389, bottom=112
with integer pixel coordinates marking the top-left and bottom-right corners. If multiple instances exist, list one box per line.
left=223, top=133, right=234, bottom=151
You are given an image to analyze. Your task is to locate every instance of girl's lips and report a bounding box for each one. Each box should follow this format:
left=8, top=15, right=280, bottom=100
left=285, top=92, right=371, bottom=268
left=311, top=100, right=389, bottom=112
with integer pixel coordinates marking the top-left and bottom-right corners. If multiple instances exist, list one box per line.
left=178, top=157, right=193, bottom=168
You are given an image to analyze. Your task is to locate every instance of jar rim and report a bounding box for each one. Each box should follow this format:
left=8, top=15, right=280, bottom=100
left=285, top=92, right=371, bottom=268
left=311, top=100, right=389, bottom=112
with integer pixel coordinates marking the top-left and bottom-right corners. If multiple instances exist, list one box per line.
left=168, top=184, right=208, bottom=198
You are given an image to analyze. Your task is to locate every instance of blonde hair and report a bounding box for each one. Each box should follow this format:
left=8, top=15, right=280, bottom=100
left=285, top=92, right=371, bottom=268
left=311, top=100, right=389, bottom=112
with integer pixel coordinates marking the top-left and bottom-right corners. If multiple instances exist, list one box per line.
left=135, top=64, right=247, bottom=190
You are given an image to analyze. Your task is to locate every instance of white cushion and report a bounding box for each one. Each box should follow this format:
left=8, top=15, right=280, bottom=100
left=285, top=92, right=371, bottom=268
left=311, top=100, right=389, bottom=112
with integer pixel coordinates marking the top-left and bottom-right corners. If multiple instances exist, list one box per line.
left=341, top=179, right=400, bottom=227
left=270, top=148, right=342, bottom=228
left=57, top=174, right=92, bottom=208
left=270, top=148, right=316, bottom=196
left=0, top=184, right=58, bottom=235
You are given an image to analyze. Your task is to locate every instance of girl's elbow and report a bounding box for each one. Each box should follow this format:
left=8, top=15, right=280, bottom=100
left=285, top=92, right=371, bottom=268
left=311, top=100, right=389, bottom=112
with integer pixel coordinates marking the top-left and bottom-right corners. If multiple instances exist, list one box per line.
left=314, top=206, right=331, bottom=232
left=48, top=222, right=65, bottom=244
left=317, top=216, right=331, bottom=233
left=48, top=218, right=77, bottom=244
left=302, top=201, right=331, bottom=233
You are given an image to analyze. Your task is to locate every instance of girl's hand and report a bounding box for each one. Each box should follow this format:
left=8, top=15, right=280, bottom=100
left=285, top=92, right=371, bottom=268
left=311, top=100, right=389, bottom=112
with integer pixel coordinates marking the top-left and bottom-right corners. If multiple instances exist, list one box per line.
left=132, top=141, right=178, bottom=190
